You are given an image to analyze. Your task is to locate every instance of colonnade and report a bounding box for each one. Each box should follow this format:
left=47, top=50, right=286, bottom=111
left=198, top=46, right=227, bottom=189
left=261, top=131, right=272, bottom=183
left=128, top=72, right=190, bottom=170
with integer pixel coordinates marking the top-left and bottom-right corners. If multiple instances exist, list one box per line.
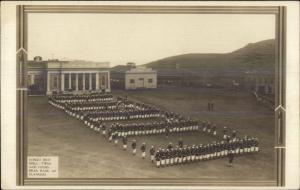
left=47, top=71, right=110, bottom=94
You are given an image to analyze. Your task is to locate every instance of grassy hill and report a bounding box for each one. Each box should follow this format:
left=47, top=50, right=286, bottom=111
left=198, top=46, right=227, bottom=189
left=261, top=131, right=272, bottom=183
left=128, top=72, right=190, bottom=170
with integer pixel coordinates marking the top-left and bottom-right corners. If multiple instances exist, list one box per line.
left=143, top=39, right=275, bottom=75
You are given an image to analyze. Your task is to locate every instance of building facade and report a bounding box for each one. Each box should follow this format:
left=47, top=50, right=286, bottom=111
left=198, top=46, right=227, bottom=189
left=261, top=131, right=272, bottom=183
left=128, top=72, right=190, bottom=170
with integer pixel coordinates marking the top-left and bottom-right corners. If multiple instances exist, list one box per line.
left=243, top=71, right=274, bottom=95
left=111, top=66, right=157, bottom=90
left=28, top=57, right=111, bottom=95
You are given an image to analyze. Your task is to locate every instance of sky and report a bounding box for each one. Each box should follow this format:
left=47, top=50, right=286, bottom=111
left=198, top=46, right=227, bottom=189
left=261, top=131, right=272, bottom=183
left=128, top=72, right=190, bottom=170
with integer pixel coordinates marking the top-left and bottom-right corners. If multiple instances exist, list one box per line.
left=28, top=13, right=275, bottom=67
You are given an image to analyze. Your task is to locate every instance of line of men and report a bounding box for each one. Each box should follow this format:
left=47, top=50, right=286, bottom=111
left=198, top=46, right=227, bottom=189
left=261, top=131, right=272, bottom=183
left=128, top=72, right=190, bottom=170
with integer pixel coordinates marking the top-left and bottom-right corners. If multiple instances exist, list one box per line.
left=80, top=109, right=162, bottom=122
left=49, top=93, right=113, bottom=103
left=106, top=120, right=199, bottom=138
left=107, top=134, right=259, bottom=167
left=63, top=101, right=137, bottom=111
left=154, top=137, right=259, bottom=167
left=64, top=101, right=119, bottom=111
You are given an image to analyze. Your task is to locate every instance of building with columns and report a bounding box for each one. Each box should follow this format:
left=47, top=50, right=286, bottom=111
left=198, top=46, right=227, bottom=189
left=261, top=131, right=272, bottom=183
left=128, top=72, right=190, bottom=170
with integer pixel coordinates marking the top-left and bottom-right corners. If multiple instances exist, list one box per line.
left=28, top=56, right=111, bottom=95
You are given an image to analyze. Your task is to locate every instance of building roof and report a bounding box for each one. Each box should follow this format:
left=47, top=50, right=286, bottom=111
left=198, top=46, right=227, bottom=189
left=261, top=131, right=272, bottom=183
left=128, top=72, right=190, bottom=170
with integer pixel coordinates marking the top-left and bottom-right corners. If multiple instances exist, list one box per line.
left=126, top=66, right=156, bottom=74
left=27, top=59, right=110, bottom=69
left=110, top=65, right=133, bottom=73
left=111, top=65, right=156, bottom=74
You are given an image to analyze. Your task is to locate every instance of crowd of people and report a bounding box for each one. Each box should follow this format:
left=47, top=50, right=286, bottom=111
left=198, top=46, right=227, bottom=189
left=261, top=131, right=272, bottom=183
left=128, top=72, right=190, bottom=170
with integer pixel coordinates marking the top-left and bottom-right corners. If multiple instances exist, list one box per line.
left=49, top=95, right=162, bottom=122
left=49, top=93, right=113, bottom=103
left=82, top=109, right=161, bottom=121
left=48, top=93, right=260, bottom=167
left=106, top=120, right=199, bottom=137
left=154, top=137, right=259, bottom=167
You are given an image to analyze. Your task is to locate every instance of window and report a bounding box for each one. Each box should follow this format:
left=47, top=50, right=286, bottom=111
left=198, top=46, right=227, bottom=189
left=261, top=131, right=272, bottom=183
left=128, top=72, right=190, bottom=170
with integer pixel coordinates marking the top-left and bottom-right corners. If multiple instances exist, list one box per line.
left=130, top=79, right=135, bottom=84
left=148, top=78, right=153, bottom=83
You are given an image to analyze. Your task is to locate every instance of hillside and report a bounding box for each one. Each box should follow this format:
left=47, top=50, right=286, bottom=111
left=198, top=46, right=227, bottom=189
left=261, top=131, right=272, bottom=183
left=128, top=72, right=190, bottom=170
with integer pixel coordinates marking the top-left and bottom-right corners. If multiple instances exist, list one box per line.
left=143, top=39, right=275, bottom=76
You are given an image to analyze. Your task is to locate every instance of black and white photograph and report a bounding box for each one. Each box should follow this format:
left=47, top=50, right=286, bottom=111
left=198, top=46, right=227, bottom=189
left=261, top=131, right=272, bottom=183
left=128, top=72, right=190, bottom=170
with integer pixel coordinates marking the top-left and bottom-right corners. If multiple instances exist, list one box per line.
left=1, top=1, right=300, bottom=189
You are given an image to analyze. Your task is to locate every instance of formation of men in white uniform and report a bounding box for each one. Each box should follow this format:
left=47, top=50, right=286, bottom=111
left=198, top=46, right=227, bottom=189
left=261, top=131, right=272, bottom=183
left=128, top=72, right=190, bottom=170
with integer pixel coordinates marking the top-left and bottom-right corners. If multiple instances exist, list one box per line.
left=48, top=93, right=260, bottom=167
left=154, top=137, right=259, bottom=168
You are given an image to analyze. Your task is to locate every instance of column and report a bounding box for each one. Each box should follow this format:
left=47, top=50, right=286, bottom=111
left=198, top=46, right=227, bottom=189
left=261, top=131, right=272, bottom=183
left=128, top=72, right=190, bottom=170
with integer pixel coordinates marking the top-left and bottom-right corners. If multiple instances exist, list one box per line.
left=61, top=73, right=65, bottom=91
left=56, top=75, right=59, bottom=90
left=99, top=75, right=102, bottom=90
left=96, top=73, right=99, bottom=90
left=89, top=73, right=92, bottom=90
left=83, top=73, right=85, bottom=90
left=47, top=72, right=50, bottom=93
left=68, top=73, right=71, bottom=89
left=31, top=74, right=35, bottom=85
left=107, top=71, right=111, bottom=92
left=75, top=73, right=79, bottom=91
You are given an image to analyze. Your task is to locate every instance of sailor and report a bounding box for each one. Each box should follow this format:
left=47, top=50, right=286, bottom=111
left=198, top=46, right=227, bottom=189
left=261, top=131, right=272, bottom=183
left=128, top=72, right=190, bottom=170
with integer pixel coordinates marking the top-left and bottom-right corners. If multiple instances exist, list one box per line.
left=182, top=147, right=187, bottom=163
left=228, top=149, right=234, bottom=167
left=150, top=146, right=156, bottom=163
left=169, top=148, right=175, bottom=165
left=174, top=146, right=179, bottom=164
left=141, top=142, right=146, bottom=159
left=167, top=142, right=173, bottom=150
left=122, top=135, right=128, bottom=150
left=102, top=124, right=106, bottom=136
left=178, top=138, right=183, bottom=148
left=232, top=130, right=237, bottom=140
left=238, top=138, right=244, bottom=155
left=191, top=145, right=196, bottom=162
left=131, top=139, right=137, bottom=155
left=202, top=121, right=207, bottom=132
left=212, top=124, right=217, bottom=136
left=165, top=149, right=170, bottom=166
left=108, top=128, right=113, bottom=142
left=254, top=137, right=259, bottom=152
left=186, top=146, right=192, bottom=162
left=178, top=148, right=183, bottom=164
left=223, top=126, right=228, bottom=140
left=155, top=149, right=161, bottom=168
left=160, top=149, right=166, bottom=167
left=112, top=132, right=119, bottom=145
left=219, top=141, right=224, bottom=157
left=207, top=122, right=212, bottom=134
left=165, top=125, right=170, bottom=138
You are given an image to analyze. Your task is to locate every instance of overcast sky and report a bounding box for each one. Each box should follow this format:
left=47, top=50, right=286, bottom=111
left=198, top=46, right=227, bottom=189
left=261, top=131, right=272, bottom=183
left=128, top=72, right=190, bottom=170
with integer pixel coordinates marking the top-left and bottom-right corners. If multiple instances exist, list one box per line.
left=28, top=13, right=275, bottom=67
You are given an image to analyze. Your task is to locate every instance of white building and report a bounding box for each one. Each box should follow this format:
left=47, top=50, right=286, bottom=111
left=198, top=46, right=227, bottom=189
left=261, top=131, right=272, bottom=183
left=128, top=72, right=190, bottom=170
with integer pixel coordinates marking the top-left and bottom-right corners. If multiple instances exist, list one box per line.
left=27, top=56, right=111, bottom=95
left=111, top=66, right=157, bottom=90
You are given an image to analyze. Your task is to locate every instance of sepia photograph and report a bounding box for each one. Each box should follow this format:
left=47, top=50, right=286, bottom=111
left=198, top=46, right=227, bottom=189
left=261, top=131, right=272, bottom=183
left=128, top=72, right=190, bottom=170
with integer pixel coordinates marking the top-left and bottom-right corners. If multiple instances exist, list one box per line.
left=1, top=2, right=299, bottom=188
left=25, top=7, right=279, bottom=183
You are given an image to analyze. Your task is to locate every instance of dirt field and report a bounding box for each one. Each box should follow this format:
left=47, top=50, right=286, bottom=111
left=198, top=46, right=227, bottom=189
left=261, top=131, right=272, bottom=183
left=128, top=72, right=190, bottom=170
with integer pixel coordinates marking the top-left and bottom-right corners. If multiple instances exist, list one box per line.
left=27, top=87, right=275, bottom=181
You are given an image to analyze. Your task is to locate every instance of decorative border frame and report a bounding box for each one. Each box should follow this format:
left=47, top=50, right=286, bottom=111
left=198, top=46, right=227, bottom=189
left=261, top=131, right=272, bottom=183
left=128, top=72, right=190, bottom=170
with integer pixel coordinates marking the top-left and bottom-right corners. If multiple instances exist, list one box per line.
left=16, top=5, right=286, bottom=186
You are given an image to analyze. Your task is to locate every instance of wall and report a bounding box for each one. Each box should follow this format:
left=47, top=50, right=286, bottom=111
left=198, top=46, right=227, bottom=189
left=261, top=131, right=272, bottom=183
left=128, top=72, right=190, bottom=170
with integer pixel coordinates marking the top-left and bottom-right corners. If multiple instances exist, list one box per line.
left=125, top=73, right=157, bottom=90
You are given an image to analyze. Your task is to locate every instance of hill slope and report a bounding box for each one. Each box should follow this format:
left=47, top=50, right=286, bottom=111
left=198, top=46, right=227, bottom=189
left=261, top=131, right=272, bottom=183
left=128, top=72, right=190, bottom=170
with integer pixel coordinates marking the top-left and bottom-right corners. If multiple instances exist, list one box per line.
left=144, top=39, right=275, bottom=75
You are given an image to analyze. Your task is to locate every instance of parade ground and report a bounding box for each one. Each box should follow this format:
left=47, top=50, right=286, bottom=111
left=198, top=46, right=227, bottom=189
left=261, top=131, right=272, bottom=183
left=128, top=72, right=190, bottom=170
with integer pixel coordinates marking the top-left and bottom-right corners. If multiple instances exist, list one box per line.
left=27, top=87, right=275, bottom=181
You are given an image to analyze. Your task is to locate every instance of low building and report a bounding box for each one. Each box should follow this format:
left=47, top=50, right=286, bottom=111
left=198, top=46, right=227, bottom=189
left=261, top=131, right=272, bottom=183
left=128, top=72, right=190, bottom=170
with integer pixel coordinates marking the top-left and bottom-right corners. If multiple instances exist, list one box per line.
left=111, top=65, right=157, bottom=90
left=28, top=56, right=111, bottom=95
left=243, top=71, right=274, bottom=95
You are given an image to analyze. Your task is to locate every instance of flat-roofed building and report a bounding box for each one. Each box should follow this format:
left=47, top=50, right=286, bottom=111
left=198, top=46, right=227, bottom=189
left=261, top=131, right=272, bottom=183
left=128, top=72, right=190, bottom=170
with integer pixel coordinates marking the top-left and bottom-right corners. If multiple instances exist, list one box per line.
left=27, top=56, right=111, bottom=95
left=243, top=71, right=274, bottom=95
left=111, top=65, right=157, bottom=90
